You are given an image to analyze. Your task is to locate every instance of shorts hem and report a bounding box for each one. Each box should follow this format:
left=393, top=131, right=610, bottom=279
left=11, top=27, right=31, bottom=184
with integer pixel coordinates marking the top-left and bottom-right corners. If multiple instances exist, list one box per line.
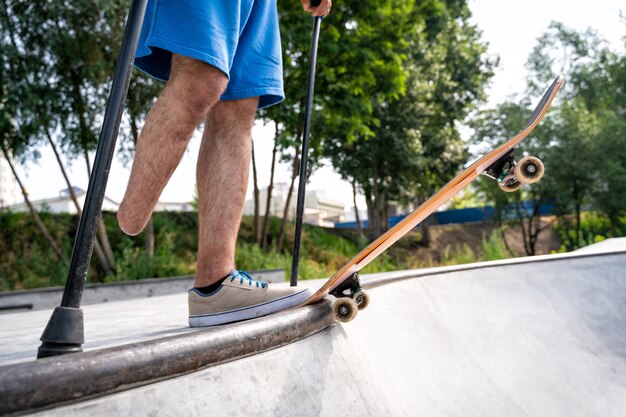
left=133, top=60, right=168, bottom=82
left=136, top=36, right=231, bottom=80
left=221, top=87, right=285, bottom=109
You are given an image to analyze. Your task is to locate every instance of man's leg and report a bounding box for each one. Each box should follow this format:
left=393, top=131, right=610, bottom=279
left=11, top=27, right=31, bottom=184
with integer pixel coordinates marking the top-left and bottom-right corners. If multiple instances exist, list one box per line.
left=118, top=54, right=228, bottom=236
left=194, top=97, right=258, bottom=288
left=188, top=99, right=314, bottom=327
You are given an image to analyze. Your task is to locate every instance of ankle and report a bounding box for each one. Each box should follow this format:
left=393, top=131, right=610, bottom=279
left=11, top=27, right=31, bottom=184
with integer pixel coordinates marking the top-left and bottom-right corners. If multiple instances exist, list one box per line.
left=194, top=267, right=235, bottom=287
left=193, top=273, right=230, bottom=295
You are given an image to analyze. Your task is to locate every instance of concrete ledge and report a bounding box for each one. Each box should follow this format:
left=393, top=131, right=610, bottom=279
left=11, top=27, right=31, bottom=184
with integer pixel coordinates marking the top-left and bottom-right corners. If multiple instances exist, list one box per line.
left=0, top=269, right=285, bottom=312
left=0, top=299, right=333, bottom=416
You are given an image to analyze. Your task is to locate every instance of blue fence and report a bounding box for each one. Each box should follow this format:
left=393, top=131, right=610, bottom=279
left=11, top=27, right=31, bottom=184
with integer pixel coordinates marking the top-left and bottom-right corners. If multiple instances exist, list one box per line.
left=335, top=201, right=556, bottom=229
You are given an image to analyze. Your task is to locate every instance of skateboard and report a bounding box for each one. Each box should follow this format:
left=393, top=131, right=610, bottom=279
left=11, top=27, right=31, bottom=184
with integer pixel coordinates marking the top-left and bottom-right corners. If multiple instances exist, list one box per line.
left=300, top=74, right=565, bottom=322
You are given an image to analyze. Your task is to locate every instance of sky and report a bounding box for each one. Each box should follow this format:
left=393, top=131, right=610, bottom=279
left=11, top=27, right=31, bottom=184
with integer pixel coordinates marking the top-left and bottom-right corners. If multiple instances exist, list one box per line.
left=11, top=0, right=626, bottom=212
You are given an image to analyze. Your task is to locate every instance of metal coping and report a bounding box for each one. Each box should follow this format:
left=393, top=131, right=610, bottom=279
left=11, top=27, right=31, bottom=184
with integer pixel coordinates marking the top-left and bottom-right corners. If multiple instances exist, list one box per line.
left=0, top=300, right=334, bottom=416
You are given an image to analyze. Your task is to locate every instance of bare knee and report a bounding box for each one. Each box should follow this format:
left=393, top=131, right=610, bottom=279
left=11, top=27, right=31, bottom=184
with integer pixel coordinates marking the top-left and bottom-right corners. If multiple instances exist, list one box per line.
left=206, top=97, right=259, bottom=135
left=166, top=54, right=229, bottom=120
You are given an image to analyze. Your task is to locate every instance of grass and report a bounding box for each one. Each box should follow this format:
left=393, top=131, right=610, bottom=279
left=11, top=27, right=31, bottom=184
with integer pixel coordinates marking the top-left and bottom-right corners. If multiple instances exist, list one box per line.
left=0, top=210, right=528, bottom=290
left=481, top=230, right=511, bottom=261
left=442, top=230, right=512, bottom=266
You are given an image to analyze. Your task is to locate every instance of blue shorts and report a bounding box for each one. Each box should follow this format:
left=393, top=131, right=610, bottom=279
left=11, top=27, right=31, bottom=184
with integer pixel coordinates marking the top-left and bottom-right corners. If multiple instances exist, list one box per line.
left=135, top=0, right=284, bottom=109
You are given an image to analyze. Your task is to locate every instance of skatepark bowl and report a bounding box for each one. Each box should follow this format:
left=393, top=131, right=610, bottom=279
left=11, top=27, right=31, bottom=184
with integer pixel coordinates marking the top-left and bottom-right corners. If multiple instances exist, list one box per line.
left=0, top=238, right=625, bottom=416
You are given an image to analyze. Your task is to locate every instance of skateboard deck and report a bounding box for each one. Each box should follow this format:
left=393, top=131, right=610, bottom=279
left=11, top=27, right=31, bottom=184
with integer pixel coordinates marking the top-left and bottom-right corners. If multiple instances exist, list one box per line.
left=301, top=74, right=565, bottom=321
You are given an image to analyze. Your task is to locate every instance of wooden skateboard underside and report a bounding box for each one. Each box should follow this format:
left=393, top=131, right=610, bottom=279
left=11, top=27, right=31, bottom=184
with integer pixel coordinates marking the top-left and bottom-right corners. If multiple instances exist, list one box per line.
left=301, top=74, right=564, bottom=307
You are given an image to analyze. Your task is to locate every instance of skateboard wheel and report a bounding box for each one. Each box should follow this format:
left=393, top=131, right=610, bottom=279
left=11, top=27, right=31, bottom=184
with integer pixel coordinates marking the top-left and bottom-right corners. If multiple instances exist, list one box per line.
left=333, top=298, right=358, bottom=323
left=498, top=179, right=523, bottom=192
left=353, top=290, right=370, bottom=310
left=514, top=156, right=544, bottom=184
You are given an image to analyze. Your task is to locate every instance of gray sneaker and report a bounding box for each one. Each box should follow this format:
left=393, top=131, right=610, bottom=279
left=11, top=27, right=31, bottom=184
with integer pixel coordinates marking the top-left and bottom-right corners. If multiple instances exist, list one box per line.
left=188, top=270, right=313, bottom=327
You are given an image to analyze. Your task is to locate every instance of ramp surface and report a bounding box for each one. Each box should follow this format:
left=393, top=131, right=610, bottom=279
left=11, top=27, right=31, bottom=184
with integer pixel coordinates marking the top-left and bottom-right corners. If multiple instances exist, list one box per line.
left=20, top=247, right=626, bottom=417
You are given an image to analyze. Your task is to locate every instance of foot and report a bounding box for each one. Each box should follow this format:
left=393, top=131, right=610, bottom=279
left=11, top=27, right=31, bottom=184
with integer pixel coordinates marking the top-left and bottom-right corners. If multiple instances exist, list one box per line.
left=188, top=270, right=313, bottom=327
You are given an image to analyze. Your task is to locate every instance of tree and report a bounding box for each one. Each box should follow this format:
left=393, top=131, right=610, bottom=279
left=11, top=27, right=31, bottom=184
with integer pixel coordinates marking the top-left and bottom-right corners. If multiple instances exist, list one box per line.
left=473, top=22, right=626, bottom=252
left=592, top=109, right=626, bottom=227
left=471, top=99, right=559, bottom=256
left=325, top=0, right=494, bottom=239
left=250, top=140, right=261, bottom=244
left=526, top=21, right=626, bottom=245
left=543, top=101, right=599, bottom=249
left=259, top=134, right=279, bottom=250
left=44, top=0, right=130, bottom=272
left=0, top=0, right=139, bottom=278
left=568, top=42, right=626, bottom=228
left=1, top=0, right=70, bottom=266
left=259, top=0, right=415, bottom=248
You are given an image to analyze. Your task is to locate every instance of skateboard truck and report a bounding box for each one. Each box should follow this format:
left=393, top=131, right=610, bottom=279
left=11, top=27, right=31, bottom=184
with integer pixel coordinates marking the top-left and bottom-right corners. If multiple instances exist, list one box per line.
left=329, top=273, right=370, bottom=323
left=484, top=149, right=516, bottom=181
left=483, top=149, right=545, bottom=193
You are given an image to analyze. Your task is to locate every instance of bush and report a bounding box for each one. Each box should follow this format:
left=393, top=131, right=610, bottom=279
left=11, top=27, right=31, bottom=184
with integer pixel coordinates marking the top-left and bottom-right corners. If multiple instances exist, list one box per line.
left=481, top=230, right=510, bottom=261
left=0, top=211, right=74, bottom=290
left=1, top=210, right=547, bottom=290
left=443, top=243, right=477, bottom=265
left=554, top=212, right=626, bottom=251
left=440, top=229, right=510, bottom=265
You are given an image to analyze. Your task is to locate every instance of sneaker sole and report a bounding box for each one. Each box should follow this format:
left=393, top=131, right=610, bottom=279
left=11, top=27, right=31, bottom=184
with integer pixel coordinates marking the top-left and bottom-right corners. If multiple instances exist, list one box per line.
left=188, top=288, right=313, bottom=327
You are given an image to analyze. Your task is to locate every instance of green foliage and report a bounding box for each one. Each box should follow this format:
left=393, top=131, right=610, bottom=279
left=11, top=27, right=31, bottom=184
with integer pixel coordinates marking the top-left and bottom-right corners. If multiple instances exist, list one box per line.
left=322, top=0, right=494, bottom=237
left=0, top=211, right=73, bottom=291
left=527, top=23, right=626, bottom=227
left=443, top=243, right=476, bottom=265
left=472, top=22, right=626, bottom=252
left=235, top=242, right=291, bottom=272
left=0, top=211, right=201, bottom=290
left=238, top=217, right=396, bottom=280
left=590, top=109, right=626, bottom=222
left=441, top=229, right=510, bottom=265
left=481, top=230, right=511, bottom=261
left=554, top=213, right=626, bottom=252
left=107, top=230, right=194, bottom=282
left=260, top=0, right=418, bottom=209
left=447, top=188, right=483, bottom=210
left=1, top=0, right=159, bottom=274
left=3, top=210, right=499, bottom=290
left=1, top=0, right=131, bottom=161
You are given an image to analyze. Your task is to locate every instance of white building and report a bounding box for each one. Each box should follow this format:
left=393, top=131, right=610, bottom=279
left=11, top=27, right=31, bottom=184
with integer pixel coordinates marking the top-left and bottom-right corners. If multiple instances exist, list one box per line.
left=245, top=183, right=292, bottom=220
left=342, top=207, right=368, bottom=223
left=5, top=186, right=194, bottom=214
left=304, top=190, right=346, bottom=226
left=244, top=183, right=346, bottom=227
left=5, top=187, right=120, bottom=214
left=0, top=154, right=21, bottom=209
left=153, top=201, right=194, bottom=212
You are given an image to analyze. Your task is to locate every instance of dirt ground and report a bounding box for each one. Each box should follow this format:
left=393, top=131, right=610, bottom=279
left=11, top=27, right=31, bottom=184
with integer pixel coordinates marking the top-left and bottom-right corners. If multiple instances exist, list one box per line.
left=386, top=218, right=562, bottom=267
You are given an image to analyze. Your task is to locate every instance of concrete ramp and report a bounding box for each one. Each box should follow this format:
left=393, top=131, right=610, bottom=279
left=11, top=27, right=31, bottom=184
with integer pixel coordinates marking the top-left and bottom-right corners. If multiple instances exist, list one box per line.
left=16, top=246, right=625, bottom=417
left=343, top=252, right=626, bottom=416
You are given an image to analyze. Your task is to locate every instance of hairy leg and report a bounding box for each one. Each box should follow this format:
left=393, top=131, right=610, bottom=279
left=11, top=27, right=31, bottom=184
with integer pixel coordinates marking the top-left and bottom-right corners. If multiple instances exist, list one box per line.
left=117, top=54, right=228, bottom=236
left=194, top=97, right=259, bottom=287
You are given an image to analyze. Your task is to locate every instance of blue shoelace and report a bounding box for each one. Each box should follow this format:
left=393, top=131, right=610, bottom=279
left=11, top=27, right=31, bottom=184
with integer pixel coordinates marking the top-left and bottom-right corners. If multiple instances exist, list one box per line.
left=230, top=270, right=267, bottom=289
